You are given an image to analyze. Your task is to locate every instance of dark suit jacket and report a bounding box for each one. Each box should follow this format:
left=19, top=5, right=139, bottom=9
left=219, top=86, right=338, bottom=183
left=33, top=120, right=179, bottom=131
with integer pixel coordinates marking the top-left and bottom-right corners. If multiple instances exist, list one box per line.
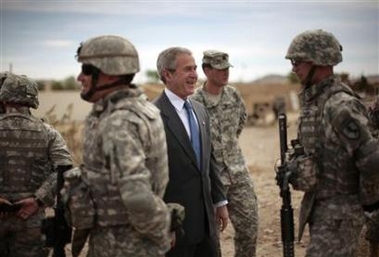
left=153, top=92, right=226, bottom=246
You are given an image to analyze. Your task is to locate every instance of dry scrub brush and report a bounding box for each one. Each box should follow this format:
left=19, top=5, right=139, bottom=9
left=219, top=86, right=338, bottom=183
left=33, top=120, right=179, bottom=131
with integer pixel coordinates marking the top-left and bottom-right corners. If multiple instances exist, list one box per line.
left=43, top=104, right=83, bottom=166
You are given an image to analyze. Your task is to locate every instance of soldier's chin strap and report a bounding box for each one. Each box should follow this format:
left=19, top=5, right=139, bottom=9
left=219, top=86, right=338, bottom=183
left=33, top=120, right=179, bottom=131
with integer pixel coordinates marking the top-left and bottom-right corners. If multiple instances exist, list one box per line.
left=304, top=65, right=316, bottom=88
left=81, top=72, right=128, bottom=102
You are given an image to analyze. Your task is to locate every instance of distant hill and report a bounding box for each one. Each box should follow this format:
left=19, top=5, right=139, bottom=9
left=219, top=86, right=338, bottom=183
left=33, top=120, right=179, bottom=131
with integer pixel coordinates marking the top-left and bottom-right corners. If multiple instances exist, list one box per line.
left=252, top=74, right=289, bottom=85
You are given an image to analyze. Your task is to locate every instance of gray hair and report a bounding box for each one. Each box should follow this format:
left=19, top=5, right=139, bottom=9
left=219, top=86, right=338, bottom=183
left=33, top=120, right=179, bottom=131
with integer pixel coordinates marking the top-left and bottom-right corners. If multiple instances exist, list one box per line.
left=156, top=47, right=192, bottom=83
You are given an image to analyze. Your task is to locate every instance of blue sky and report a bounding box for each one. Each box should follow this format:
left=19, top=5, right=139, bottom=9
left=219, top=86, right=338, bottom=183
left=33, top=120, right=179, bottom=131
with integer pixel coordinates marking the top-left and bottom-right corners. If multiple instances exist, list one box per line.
left=1, top=0, right=378, bottom=83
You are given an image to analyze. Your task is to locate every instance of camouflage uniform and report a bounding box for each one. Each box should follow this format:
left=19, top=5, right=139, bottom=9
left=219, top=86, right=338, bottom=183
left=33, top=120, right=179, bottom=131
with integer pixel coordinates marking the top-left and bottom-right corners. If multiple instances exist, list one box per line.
left=192, top=50, right=258, bottom=257
left=82, top=87, right=171, bottom=257
left=359, top=95, right=379, bottom=256
left=0, top=73, right=73, bottom=257
left=285, top=30, right=379, bottom=257
left=67, top=35, right=171, bottom=257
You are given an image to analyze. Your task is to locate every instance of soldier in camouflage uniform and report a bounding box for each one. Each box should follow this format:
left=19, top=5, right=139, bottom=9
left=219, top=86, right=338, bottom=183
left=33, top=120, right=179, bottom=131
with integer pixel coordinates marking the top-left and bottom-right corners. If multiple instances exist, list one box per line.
left=285, top=29, right=379, bottom=257
left=68, top=35, right=171, bottom=257
left=191, top=50, right=259, bottom=257
left=0, top=73, right=73, bottom=257
left=359, top=95, right=379, bottom=257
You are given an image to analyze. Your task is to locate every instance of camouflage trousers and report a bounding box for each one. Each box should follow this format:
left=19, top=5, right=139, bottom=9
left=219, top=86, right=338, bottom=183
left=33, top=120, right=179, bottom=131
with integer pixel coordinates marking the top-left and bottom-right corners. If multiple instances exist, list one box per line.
left=0, top=216, right=48, bottom=257
left=306, top=215, right=364, bottom=257
left=223, top=171, right=259, bottom=257
left=87, top=225, right=166, bottom=257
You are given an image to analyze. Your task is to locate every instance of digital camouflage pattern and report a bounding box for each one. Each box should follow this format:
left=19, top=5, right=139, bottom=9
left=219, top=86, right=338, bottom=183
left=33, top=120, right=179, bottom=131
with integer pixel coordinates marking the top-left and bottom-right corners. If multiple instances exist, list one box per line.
left=368, top=95, right=379, bottom=134
left=191, top=84, right=259, bottom=257
left=355, top=97, right=379, bottom=257
left=293, top=75, right=379, bottom=257
left=0, top=73, right=39, bottom=109
left=285, top=29, right=342, bottom=66
left=287, top=155, right=318, bottom=192
left=77, top=85, right=171, bottom=257
left=62, top=167, right=95, bottom=230
left=77, top=35, right=140, bottom=75
left=202, top=50, right=233, bottom=70
left=0, top=74, right=73, bottom=257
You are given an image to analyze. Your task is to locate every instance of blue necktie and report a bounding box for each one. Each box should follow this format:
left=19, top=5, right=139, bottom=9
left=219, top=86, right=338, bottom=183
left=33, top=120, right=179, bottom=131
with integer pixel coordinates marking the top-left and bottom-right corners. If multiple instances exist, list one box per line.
left=184, top=101, right=201, bottom=169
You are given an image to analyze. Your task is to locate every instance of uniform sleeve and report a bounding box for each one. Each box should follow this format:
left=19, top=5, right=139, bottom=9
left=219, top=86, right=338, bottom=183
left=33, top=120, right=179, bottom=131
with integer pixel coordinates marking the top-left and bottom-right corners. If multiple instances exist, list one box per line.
left=328, top=95, right=378, bottom=163
left=236, top=91, right=247, bottom=137
left=330, top=95, right=379, bottom=179
left=35, top=124, right=73, bottom=207
left=46, top=125, right=73, bottom=167
left=328, top=95, right=379, bottom=207
left=102, top=111, right=170, bottom=243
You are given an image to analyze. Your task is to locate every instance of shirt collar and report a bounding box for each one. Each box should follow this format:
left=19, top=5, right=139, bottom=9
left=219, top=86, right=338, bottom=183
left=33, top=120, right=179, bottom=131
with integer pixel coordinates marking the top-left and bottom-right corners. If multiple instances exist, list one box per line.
left=164, top=88, right=187, bottom=111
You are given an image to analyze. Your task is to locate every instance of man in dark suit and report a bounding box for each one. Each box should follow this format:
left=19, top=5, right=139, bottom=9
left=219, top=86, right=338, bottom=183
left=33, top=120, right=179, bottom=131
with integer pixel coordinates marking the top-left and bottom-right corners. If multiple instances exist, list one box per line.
left=153, top=47, right=229, bottom=257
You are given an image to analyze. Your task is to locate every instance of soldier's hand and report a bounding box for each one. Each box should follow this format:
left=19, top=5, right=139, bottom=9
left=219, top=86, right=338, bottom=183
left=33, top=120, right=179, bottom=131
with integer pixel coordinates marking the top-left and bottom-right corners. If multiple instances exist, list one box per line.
left=216, top=205, right=229, bottom=232
left=14, top=197, right=39, bottom=220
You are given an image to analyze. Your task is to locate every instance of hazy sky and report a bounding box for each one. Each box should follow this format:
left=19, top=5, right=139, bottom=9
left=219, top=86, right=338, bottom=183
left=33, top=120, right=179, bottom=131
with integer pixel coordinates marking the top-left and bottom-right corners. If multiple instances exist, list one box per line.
left=1, top=1, right=378, bottom=83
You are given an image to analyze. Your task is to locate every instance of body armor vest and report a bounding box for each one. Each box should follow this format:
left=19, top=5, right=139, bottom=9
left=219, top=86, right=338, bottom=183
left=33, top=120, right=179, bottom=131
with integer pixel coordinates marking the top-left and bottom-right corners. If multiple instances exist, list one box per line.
left=0, top=113, right=49, bottom=200
left=298, top=80, right=359, bottom=200
left=83, top=97, right=161, bottom=227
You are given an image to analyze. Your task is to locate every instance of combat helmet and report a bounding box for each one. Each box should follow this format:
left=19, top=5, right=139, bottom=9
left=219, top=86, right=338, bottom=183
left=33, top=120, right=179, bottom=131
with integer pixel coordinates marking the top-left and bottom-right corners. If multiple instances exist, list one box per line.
left=285, top=29, right=342, bottom=66
left=76, top=35, right=140, bottom=75
left=0, top=73, right=39, bottom=109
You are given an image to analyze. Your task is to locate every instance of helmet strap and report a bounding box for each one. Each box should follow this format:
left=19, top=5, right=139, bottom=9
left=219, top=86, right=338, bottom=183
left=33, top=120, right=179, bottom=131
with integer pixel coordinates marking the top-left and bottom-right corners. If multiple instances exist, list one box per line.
left=94, top=79, right=128, bottom=92
left=80, top=73, right=129, bottom=102
left=304, top=65, right=316, bottom=88
left=80, top=70, right=100, bottom=101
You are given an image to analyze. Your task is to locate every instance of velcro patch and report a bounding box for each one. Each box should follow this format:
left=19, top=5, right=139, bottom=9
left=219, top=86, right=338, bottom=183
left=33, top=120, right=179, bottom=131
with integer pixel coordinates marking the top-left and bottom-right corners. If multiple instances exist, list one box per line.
left=341, top=118, right=361, bottom=140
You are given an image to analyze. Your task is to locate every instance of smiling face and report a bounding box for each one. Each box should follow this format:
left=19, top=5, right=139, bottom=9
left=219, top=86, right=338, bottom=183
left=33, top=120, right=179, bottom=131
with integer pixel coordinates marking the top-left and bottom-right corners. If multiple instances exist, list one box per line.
left=77, top=64, right=119, bottom=103
left=165, top=53, right=198, bottom=100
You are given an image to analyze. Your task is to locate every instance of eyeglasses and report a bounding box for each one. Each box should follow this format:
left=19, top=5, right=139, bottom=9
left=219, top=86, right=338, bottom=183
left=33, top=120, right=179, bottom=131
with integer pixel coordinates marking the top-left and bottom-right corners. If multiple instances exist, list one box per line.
left=290, top=59, right=310, bottom=68
left=81, top=64, right=98, bottom=76
left=290, top=59, right=302, bottom=67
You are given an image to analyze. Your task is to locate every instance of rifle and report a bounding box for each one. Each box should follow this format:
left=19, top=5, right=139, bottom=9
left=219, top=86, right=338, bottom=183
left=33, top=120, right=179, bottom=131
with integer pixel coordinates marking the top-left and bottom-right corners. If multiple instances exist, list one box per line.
left=42, top=165, right=73, bottom=257
left=276, top=113, right=295, bottom=257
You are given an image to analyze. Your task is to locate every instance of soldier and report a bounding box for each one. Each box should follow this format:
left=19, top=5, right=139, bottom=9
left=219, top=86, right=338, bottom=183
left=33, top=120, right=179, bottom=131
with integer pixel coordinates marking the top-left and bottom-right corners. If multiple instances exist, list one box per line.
left=0, top=73, right=73, bottom=257
left=285, top=29, right=379, bottom=257
left=359, top=95, right=379, bottom=257
left=191, top=50, right=258, bottom=257
left=67, top=35, right=171, bottom=257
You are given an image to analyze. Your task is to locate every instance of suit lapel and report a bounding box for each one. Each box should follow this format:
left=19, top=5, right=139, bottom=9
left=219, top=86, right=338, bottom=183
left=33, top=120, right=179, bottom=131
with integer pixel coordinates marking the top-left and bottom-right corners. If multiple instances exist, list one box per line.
left=159, top=93, right=198, bottom=166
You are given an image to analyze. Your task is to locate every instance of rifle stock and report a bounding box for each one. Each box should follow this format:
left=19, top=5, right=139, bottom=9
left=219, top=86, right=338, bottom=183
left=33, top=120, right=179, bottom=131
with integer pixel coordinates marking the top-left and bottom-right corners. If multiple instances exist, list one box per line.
left=276, top=113, right=295, bottom=257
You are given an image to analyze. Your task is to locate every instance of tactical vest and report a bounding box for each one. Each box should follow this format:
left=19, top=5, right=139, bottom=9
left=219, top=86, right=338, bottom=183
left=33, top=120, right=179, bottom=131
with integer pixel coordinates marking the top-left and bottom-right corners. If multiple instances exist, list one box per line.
left=298, top=80, right=359, bottom=200
left=0, top=113, right=49, bottom=200
left=83, top=98, right=160, bottom=227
